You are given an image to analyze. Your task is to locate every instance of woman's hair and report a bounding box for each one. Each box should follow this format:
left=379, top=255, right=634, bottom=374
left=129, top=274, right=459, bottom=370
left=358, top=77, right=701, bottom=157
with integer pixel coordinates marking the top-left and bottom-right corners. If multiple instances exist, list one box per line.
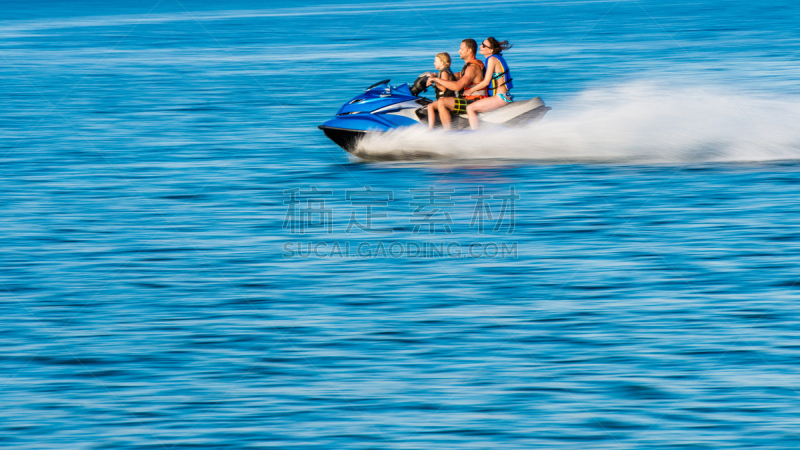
left=485, top=37, right=512, bottom=55
left=435, top=52, right=451, bottom=67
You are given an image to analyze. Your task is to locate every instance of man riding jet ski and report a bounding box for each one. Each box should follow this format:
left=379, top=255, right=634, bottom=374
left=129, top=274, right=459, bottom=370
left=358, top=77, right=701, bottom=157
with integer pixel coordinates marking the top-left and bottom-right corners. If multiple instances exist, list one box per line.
left=318, top=39, right=550, bottom=154
left=424, top=39, right=488, bottom=131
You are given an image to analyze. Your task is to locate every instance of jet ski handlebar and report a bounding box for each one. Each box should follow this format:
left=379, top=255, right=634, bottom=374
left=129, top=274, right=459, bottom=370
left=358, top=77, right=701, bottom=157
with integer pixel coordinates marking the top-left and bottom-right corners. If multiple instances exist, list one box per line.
left=410, top=72, right=434, bottom=97
left=365, top=72, right=437, bottom=97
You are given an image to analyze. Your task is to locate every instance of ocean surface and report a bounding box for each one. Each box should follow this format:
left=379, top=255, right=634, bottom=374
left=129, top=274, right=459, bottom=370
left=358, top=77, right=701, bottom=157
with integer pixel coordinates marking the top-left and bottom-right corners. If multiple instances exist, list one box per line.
left=2, top=0, right=800, bottom=448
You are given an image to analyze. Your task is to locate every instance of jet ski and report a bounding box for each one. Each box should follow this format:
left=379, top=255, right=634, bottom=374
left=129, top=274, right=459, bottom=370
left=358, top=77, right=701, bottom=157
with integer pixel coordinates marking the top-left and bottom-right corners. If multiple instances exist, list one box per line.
left=318, top=74, right=551, bottom=154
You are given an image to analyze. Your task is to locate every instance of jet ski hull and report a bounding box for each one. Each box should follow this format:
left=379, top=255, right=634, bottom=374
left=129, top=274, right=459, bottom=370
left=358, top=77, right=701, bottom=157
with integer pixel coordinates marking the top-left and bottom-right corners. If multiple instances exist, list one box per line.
left=317, top=125, right=368, bottom=152
left=319, top=78, right=551, bottom=157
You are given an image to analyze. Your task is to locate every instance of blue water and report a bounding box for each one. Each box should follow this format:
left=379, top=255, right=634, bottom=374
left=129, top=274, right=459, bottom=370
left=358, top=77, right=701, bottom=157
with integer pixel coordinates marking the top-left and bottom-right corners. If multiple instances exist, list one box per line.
left=3, top=0, right=800, bottom=448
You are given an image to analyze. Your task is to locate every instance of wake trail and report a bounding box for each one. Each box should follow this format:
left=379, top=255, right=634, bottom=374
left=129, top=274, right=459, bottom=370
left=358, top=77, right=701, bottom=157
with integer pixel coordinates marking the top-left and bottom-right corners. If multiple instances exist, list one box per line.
left=354, top=83, right=800, bottom=163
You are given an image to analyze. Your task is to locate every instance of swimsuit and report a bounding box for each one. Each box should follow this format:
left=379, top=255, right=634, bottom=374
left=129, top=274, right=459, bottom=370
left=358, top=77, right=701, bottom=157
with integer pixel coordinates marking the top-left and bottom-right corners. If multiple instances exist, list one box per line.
left=452, top=97, right=478, bottom=115
left=492, top=71, right=513, bottom=103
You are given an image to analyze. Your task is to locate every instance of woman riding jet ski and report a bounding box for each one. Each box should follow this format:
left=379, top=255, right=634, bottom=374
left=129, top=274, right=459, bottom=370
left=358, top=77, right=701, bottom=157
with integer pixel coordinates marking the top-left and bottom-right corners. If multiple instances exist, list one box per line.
left=317, top=43, right=551, bottom=154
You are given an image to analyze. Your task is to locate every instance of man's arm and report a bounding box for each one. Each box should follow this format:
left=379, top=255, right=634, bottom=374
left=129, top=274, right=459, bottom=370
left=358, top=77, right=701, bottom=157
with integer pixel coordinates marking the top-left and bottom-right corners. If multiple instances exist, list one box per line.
left=429, top=65, right=478, bottom=92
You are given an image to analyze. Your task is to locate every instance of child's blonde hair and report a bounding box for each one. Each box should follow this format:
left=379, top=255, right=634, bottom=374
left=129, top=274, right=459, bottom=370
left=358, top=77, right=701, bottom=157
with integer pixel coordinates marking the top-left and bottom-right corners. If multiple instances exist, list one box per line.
left=435, top=52, right=451, bottom=67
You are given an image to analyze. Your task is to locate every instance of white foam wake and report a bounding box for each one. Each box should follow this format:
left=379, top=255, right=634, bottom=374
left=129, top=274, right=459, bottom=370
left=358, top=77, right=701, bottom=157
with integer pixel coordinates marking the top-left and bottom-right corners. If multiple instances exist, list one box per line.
left=354, top=83, right=800, bottom=163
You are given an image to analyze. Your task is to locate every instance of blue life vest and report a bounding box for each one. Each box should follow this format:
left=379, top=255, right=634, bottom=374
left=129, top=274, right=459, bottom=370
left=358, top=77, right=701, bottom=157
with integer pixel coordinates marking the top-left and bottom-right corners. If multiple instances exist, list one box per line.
left=485, top=54, right=513, bottom=97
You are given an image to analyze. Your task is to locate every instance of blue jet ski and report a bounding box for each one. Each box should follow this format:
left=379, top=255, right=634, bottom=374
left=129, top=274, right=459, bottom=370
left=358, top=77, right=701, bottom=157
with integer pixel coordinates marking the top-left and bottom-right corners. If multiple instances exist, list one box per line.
left=318, top=74, right=551, bottom=154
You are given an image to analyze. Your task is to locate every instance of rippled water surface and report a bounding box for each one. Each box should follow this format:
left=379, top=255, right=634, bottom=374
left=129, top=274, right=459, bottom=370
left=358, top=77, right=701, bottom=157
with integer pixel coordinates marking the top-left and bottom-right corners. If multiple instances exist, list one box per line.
left=2, top=0, right=800, bottom=448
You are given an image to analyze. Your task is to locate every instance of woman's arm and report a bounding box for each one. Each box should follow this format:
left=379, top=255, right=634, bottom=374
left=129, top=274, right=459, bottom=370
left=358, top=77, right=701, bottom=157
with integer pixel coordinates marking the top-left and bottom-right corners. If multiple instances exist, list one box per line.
left=464, top=58, right=498, bottom=95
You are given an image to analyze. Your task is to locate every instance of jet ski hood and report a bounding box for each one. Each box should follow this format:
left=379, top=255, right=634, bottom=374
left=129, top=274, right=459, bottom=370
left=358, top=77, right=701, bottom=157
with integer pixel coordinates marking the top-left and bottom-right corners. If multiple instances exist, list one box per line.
left=336, top=80, right=418, bottom=116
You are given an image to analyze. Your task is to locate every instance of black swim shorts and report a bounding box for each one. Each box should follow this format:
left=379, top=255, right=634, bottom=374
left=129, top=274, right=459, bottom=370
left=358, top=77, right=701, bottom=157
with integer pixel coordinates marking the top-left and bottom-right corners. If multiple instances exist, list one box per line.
left=452, top=97, right=478, bottom=115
